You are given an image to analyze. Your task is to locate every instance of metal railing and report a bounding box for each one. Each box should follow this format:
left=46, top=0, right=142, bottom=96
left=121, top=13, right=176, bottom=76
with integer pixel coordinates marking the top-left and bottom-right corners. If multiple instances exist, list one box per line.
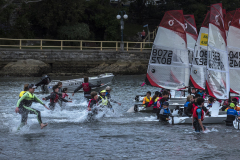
left=0, top=38, right=153, bottom=51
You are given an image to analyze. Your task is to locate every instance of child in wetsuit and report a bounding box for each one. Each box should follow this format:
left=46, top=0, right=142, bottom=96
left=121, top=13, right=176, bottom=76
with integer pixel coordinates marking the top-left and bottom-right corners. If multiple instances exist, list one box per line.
left=43, top=85, right=71, bottom=111
left=159, top=102, right=171, bottom=122
left=62, top=88, right=72, bottom=101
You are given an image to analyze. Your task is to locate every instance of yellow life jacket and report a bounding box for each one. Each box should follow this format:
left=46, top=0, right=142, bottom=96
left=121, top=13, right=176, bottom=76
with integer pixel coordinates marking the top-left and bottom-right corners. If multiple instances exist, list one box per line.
left=19, top=91, right=26, bottom=98
left=25, top=91, right=35, bottom=101
left=143, top=96, right=152, bottom=104
left=99, top=96, right=108, bottom=106
left=154, top=97, right=159, bottom=102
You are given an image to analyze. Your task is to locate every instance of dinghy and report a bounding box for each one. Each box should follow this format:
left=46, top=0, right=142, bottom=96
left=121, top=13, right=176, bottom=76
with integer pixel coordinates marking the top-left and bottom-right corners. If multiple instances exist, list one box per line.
left=38, top=73, right=114, bottom=93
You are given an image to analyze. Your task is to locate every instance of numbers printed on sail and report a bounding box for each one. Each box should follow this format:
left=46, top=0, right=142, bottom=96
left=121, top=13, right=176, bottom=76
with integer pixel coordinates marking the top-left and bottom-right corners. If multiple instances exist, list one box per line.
left=151, top=49, right=172, bottom=65
left=209, top=51, right=224, bottom=70
left=194, top=50, right=207, bottom=66
left=229, top=51, right=240, bottom=68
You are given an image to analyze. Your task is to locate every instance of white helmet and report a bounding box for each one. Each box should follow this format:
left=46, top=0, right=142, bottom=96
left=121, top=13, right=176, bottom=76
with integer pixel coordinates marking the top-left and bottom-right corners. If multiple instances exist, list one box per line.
left=106, top=86, right=111, bottom=91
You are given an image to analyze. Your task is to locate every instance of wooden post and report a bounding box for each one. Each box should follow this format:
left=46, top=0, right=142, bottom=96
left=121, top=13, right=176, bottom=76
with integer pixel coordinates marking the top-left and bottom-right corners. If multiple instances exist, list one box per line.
left=127, top=42, right=128, bottom=51
left=140, top=42, right=142, bottom=51
left=40, top=40, right=42, bottom=50
left=116, top=42, right=118, bottom=51
left=80, top=41, right=82, bottom=50
left=101, top=41, right=102, bottom=51
left=19, top=39, right=22, bottom=49
left=61, top=40, right=63, bottom=50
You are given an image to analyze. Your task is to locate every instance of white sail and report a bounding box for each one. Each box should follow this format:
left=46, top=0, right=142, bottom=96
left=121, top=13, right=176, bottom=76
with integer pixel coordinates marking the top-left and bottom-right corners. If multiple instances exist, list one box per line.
left=227, top=8, right=240, bottom=94
left=184, top=15, right=198, bottom=68
left=206, top=3, right=229, bottom=99
left=146, top=10, right=189, bottom=90
left=189, top=12, right=210, bottom=90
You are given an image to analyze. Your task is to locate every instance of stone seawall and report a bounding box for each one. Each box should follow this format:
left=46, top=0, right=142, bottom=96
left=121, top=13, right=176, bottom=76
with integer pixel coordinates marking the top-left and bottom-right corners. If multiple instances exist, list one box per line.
left=0, top=49, right=151, bottom=76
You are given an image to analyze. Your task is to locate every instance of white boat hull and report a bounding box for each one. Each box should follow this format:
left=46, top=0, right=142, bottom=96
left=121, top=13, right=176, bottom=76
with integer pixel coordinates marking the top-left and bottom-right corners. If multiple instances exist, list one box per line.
left=171, top=115, right=226, bottom=124
left=40, top=73, right=114, bottom=93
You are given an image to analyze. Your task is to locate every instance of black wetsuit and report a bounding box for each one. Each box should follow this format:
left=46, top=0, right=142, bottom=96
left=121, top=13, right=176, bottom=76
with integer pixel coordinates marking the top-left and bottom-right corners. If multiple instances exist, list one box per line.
left=17, top=91, right=45, bottom=126
left=45, top=92, right=69, bottom=110
left=187, top=101, right=209, bottom=117
left=73, top=83, right=101, bottom=100
left=105, top=92, right=119, bottom=108
left=35, top=76, right=51, bottom=91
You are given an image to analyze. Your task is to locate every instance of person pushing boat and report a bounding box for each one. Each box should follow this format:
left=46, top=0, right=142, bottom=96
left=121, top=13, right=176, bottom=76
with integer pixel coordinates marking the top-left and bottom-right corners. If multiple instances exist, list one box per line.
left=15, top=84, right=50, bottom=130
left=72, top=76, right=103, bottom=100
left=159, top=102, right=171, bottom=122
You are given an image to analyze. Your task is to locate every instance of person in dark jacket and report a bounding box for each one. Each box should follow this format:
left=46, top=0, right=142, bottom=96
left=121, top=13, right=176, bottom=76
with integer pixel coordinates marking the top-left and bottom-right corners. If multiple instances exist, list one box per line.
left=72, top=76, right=103, bottom=100
left=43, top=85, right=71, bottom=111
left=159, top=102, right=171, bottom=122
left=187, top=94, right=209, bottom=117
left=35, top=75, right=51, bottom=91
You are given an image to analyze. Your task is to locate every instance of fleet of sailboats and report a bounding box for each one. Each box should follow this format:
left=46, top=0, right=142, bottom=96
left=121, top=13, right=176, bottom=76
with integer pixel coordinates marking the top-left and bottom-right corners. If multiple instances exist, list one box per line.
left=143, top=3, right=240, bottom=125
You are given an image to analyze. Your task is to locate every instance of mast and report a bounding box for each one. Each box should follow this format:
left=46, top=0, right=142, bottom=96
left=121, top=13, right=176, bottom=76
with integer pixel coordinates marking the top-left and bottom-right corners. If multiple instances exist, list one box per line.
left=206, top=3, right=230, bottom=99
left=146, top=10, right=189, bottom=90
left=189, top=12, right=210, bottom=90
left=227, top=8, right=240, bottom=94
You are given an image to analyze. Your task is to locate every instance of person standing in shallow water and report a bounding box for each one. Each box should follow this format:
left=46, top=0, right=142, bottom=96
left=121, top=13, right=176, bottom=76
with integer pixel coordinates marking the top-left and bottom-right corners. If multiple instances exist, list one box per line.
left=72, top=76, right=103, bottom=100
left=19, top=84, right=29, bottom=98
left=15, top=84, right=50, bottom=130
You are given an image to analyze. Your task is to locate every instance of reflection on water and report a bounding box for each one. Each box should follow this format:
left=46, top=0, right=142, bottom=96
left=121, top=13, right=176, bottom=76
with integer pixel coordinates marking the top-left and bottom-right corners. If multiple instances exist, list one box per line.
left=0, top=75, right=238, bottom=159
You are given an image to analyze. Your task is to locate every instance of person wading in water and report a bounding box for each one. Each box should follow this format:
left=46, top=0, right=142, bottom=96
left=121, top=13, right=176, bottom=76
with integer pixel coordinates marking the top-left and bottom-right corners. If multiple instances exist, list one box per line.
left=72, top=76, right=103, bottom=100
left=15, top=84, right=50, bottom=130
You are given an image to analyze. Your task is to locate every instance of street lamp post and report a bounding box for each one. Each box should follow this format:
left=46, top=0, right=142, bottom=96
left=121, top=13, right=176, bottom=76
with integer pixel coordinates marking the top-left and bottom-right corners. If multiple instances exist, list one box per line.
left=116, top=11, right=128, bottom=51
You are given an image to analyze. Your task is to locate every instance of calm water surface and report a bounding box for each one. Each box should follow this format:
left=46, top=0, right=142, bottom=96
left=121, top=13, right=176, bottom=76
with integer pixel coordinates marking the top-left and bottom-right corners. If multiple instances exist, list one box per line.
left=0, top=75, right=239, bottom=160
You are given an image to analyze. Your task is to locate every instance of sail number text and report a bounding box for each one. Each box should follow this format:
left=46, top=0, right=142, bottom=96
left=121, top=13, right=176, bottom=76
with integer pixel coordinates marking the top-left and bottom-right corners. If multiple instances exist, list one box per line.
left=151, top=49, right=172, bottom=65
left=194, top=50, right=207, bottom=65
left=208, top=51, right=224, bottom=70
left=229, top=51, right=240, bottom=68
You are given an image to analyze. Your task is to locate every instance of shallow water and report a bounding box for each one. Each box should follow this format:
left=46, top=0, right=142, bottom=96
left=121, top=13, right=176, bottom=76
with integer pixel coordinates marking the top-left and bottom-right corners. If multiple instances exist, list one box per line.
left=0, top=75, right=239, bottom=160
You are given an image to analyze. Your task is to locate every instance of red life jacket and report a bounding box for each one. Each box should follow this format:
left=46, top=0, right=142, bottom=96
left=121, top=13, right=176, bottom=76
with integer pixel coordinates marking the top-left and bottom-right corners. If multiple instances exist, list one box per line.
left=191, top=103, right=197, bottom=114
left=192, top=106, right=204, bottom=121
left=50, top=93, right=59, bottom=103
left=88, top=99, right=98, bottom=108
left=82, top=83, right=90, bottom=92
left=156, top=97, right=163, bottom=109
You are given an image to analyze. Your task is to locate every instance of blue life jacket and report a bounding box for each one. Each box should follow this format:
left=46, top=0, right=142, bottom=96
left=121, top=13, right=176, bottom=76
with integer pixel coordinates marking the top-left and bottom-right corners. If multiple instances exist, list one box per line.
left=197, top=91, right=203, bottom=97
left=207, top=104, right=212, bottom=108
left=184, top=101, right=190, bottom=108
left=227, top=109, right=238, bottom=116
left=163, top=108, right=171, bottom=116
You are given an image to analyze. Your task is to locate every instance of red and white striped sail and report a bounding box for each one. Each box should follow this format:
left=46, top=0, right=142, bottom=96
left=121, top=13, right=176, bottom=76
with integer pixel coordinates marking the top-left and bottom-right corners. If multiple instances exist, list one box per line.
left=206, top=3, right=229, bottom=99
left=184, top=15, right=198, bottom=67
left=224, top=10, right=236, bottom=36
left=189, top=12, right=210, bottom=90
left=227, top=8, right=240, bottom=94
left=146, top=10, right=189, bottom=90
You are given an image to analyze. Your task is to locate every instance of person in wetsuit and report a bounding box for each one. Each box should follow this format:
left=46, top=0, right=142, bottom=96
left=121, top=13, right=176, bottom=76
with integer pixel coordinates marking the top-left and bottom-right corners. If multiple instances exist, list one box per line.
left=35, top=75, right=51, bottom=91
left=192, top=97, right=206, bottom=132
left=19, top=84, right=29, bottom=98
left=43, top=85, right=71, bottom=111
left=72, top=76, right=103, bottom=100
left=159, top=102, right=171, bottom=122
left=142, top=91, right=152, bottom=108
left=97, top=90, right=109, bottom=108
left=186, top=94, right=209, bottom=117
left=15, top=84, right=50, bottom=130
left=156, top=90, right=169, bottom=119
left=105, top=86, right=121, bottom=108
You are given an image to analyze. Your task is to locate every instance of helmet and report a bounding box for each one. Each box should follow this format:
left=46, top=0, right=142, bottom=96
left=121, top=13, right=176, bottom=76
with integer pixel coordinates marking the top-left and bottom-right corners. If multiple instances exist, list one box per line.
left=106, top=86, right=111, bottom=91
left=100, top=90, right=106, bottom=93
left=229, top=103, right=235, bottom=108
